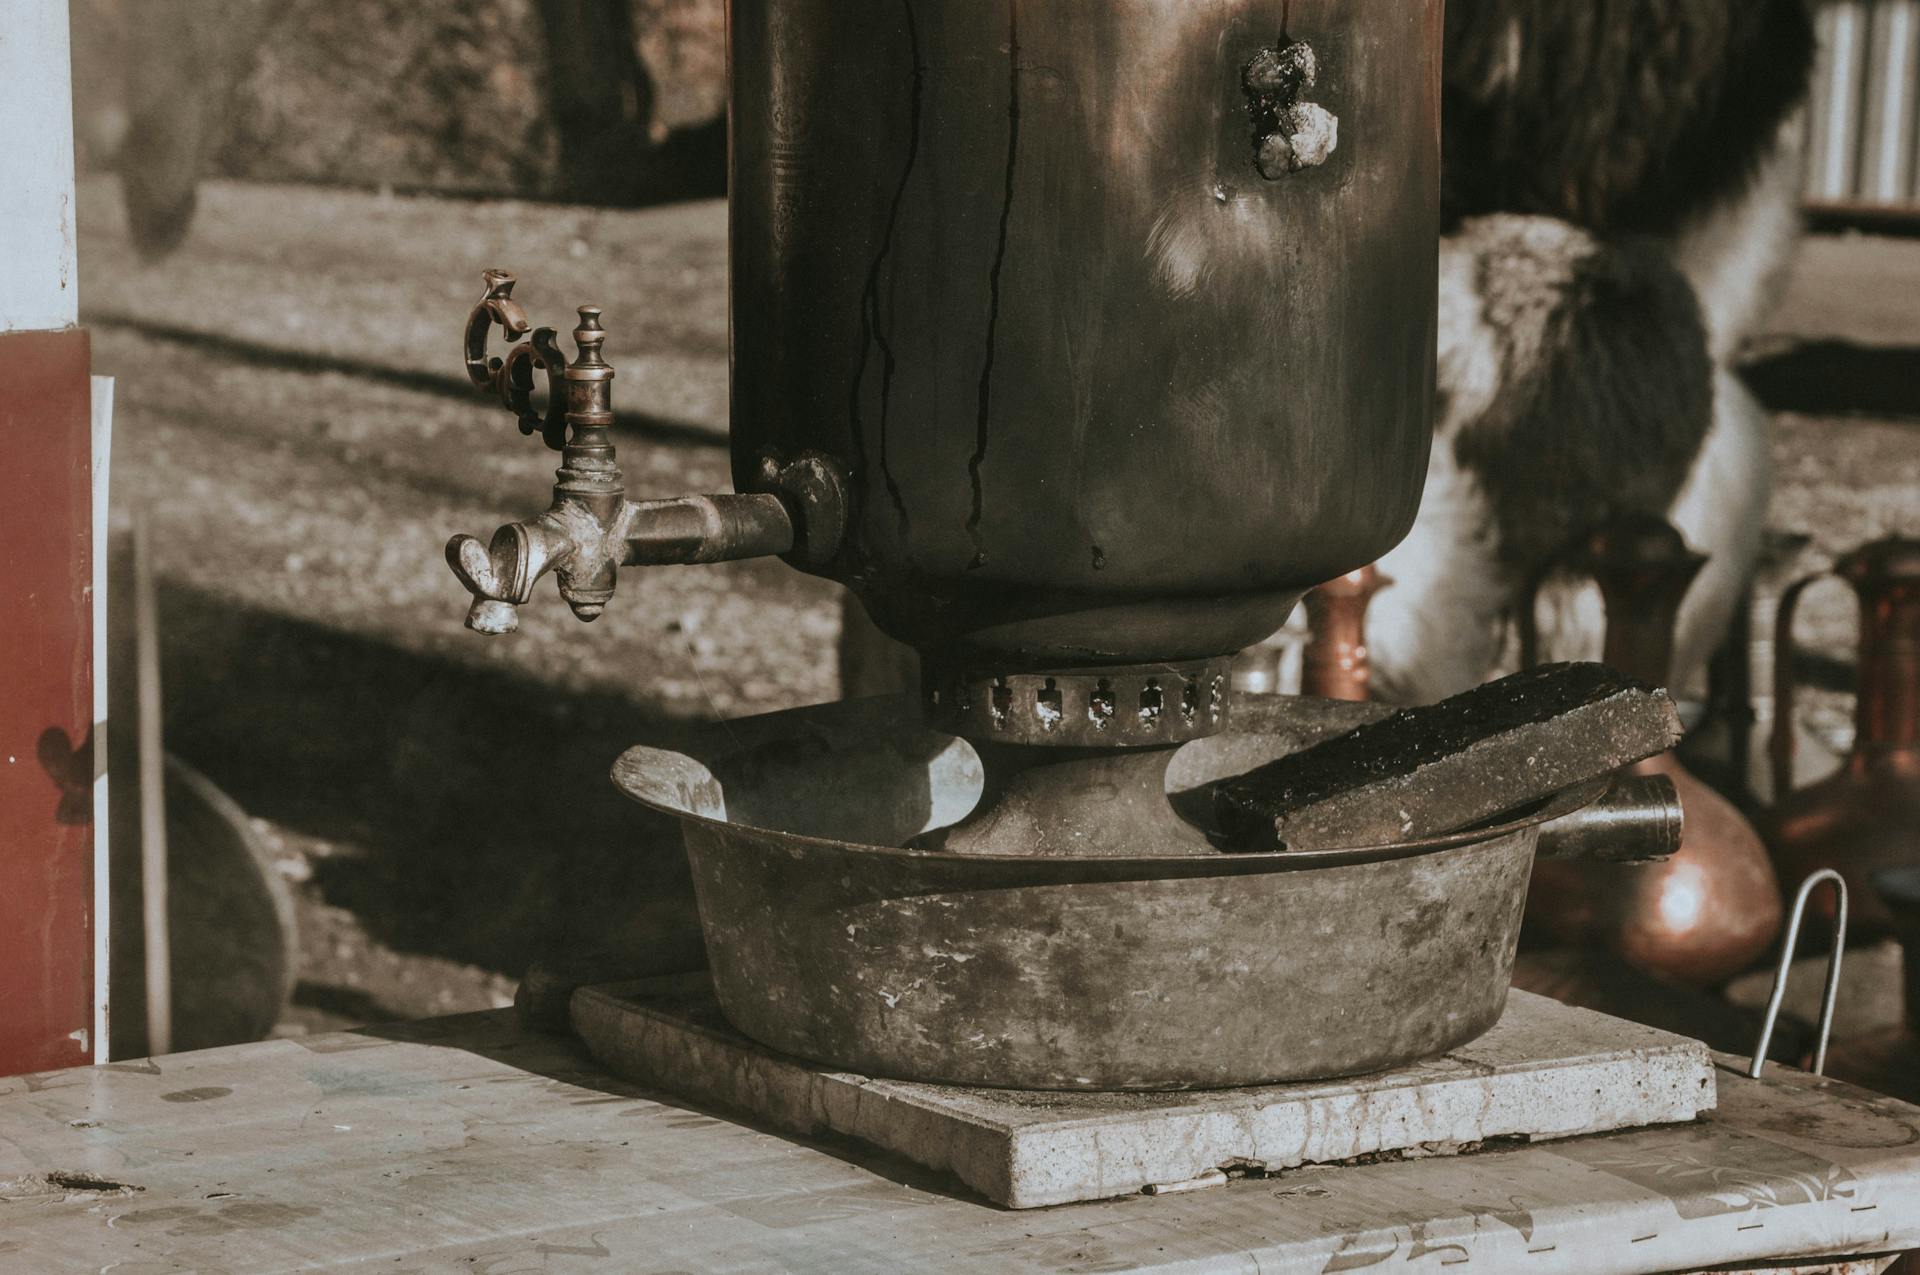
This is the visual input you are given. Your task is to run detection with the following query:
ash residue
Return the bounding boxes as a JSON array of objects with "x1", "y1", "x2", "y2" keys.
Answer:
[{"x1": 1241, "y1": 36, "x2": 1337, "y2": 179}]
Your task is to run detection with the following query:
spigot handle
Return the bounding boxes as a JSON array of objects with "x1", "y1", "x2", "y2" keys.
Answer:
[
  {"x1": 465, "y1": 598, "x2": 522, "y2": 636},
  {"x1": 463, "y1": 269, "x2": 529, "y2": 383},
  {"x1": 447, "y1": 525, "x2": 539, "y2": 635},
  {"x1": 464, "y1": 269, "x2": 569, "y2": 450},
  {"x1": 448, "y1": 531, "x2": 510, "y2": 601}
]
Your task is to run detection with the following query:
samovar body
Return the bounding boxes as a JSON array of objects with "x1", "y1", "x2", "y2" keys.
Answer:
[{"x1": 729, "y1": 0, "x2": 1442, "y2": 667}]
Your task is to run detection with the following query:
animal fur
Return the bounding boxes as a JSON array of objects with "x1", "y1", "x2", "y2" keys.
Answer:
[
  {"x1": 1367, "y1": 0, "x2": 1814, "y2": 703},
  {"x1": 1440, "y1": 0, "x2": 1816, "y2": 237},
  {"x1": 1369, "y1": 213, "x2": 1777, "y2": 701}
]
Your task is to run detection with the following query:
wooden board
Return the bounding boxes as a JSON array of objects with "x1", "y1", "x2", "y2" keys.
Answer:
[
  {"x1": 572, "y1": 977, "x2": 1717, "y2": 1208},
  {"x1": 0, "y1": 327, "x2": 94, "y2": 1074},
  {"x1": 2, "y1": 1008, "x2": 1917, "y2": 1273}
]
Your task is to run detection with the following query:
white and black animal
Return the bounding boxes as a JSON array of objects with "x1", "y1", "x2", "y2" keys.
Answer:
[{"x1": 1367, "y1": 0, "x2": 1816, "y2": 703}]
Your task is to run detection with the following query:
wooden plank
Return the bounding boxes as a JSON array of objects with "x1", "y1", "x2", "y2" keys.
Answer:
[
  {"x1": 0, "y1": 328, "x2": 95, "y2": 1075},
  {"x1": 0, "y1": 1010, "x2": 1915, "y2": 1272}
]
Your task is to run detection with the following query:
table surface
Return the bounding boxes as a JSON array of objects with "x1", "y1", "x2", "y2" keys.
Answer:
[{"x1": 1, "y1": 1010, "x2": 1917, "y2": 1275}]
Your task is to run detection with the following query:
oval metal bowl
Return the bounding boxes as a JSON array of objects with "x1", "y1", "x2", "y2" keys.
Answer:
[{"x1": 614, "y1": 694, "x2": 1599, "y2": 1090}]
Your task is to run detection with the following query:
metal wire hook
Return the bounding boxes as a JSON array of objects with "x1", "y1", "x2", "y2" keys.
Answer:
[{"x1": 1748, "y1": 868, "x2": 1848, "y2": 1079}]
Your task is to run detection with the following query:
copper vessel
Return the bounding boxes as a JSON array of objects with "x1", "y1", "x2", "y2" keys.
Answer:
[
  {"x1": 1528, "y1": 515, "x2": 1783, "y2": 986},
  {"x1": 1761, "y1": 537, "x2": 1920, "y2": 938},
  {"x1": 1680, "y1": 531, "x2": 1841, "y2": 807},
  {"x1": 1301, "y1": 564, "x2": 1384, "y2": 701}
]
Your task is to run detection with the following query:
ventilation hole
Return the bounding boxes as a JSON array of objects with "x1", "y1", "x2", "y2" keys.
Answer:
[
  {"x1": 990, "y1": 680, "x2": 1011, "y2": 727},
  {"x1": 1139, "y1": 680, "x2": 1164, "y2": 727},
  {"x1": 1036, "y1": 679, "x2": 1064, "y2": 731},
  {"x1": 1088, "y1": 679, "x2": 1115, "y2": 729},
  {"x1": 1181, "y1": 678, "x2": 1201, "y2": 723}
]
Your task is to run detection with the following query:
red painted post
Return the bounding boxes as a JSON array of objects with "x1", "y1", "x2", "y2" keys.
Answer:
[
  {"x1": 0, "y1": 334, "x2": 95, "y2": 1075},
  {"x1": 0, "y1": 0, "x2": 98, "y2": 1075}
]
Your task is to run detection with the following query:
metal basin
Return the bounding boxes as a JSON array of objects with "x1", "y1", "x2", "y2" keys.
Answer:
[{"x1": 613, "y1": 694, "x2": 1596, "y2": 1090}]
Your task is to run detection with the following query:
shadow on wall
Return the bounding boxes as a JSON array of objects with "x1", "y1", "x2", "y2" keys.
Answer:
[
  {"x1": 68, "y1": 0, "x2": 729, "y2": 258},
  {"x1": 153, "y1": 577, "x2": 707, "y2": 982}
]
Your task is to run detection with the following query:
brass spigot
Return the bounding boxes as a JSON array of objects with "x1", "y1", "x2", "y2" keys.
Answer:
[{"x1": 447, "y1": 271, "x2": 848, "y2": 635}]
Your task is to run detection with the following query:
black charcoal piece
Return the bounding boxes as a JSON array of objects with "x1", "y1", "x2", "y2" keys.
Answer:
[{"x1": 1212, "y1": 662, "x2": 1682, "y2": 851}]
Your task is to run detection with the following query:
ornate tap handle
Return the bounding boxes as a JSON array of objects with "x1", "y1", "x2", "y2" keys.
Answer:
[
  {"x1": 445, "y1": 270, "x2": 848, "y2": 636},
  {"x1": 463, "y1": 269, "x2": 575, "y2": 452}
]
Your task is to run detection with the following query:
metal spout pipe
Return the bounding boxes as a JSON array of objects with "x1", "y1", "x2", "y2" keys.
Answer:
[
  {"x1": 622, "y1": 493, "x2": 795, "y2": 566},
  {"x1": 1535, "y1": 773, "x2": 1685, "y2": 864}
]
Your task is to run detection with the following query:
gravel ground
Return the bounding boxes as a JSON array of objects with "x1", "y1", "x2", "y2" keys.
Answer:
[{"x1": 77, "y1": 176, "x2": 1920, "y2": 1038}]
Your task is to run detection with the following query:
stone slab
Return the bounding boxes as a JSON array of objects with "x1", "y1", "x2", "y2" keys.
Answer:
[{"x1": 571, "y1": 975, "x2": 1718, "y2": 1209}]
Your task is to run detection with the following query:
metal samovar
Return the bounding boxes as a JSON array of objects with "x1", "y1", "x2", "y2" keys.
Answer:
[{"x1": 436, "y1": 3, "x2": 1657, "y2": 1089}]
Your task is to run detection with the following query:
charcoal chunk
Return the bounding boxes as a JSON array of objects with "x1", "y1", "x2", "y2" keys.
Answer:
[{"x1": 1213, "y1": 663, "x2": 1682, "y2": 851}]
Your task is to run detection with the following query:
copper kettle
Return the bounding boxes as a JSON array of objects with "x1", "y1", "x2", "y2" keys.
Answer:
[
  {"x1": 1301, "y1": 564, "x2": 1386, "y2": 701},
  {"x1": 1760, "y1": 537, "x2": 1920, "y2": 939},
  {"x1": 1527, "y1": 515, "x2": 1783, "y2": 986}
]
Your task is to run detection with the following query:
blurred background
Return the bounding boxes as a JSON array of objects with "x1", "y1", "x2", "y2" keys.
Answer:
[
  {"x1": 70, "y1": 0, "x2": 761, "y2": 1048},
  {"x1": 61, "y1": 1, "x2": 1920, "y2": 1061}
]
